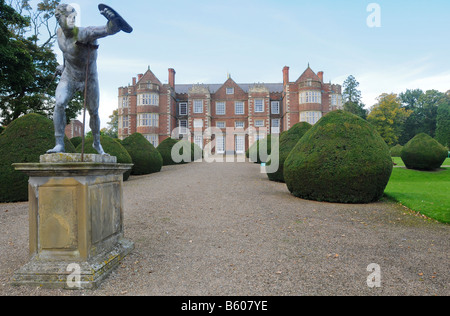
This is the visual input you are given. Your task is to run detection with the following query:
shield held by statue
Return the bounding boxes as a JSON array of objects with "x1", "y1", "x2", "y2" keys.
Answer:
[{"x1": 98, "y1": 3, "x2": 133, "y2": 34}]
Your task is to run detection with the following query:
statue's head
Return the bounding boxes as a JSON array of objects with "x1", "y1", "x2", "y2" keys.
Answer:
[{"x1": 55, "y1": 4, "x2": 77, "y2": 30}]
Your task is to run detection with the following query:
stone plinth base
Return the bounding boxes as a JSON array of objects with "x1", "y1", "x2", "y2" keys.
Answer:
[
  {"x1": 12, "y1": 239, "x2": 134, "y2": 290},
  {"x1": 12, "y1": 154, "x2": 134, "y2": 290}
]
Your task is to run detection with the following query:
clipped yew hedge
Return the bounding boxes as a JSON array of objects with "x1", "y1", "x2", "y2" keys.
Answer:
[
  {"x1": 157, "y1": 138, "x2": 202, "y2": 166},
  {"x1": 70, "y1": 136, "x2": 82, "y2": 149},
  {"x1": 76, "y1": 135, "x2": 132, "y2": 181},
  {"x1": 121, "y1": 133, "x2": 163, "y2": 175},
  {"x1": 401, "y1": 133, "x2": 447, "y2": 170},
  {"x1": 0, "y1": 114, "x2": 75, "y2": 202},
  {"x1": 247, "y1": 135, "x2": 272, "y2": 164},
  {"x1": 267, "y1": 122, "x2": 312, "y2": 183},
  {"x1": 390, "y1": 144, "x2": 403, "y2": 157},
  {"x1": 284, "y1": 110, "x2": 393, "y2": 204}
]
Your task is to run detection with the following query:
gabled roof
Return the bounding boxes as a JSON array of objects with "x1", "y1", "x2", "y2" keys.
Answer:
[
  {"x1": 296, "y1": 65, "x2": 321, "y2": 83},
  {"x1": 215, "y1": 77, "x2": 247, "y2": 95},
  {"x1": 136, "y1": 68, "x2": 163, "y2": 86}
]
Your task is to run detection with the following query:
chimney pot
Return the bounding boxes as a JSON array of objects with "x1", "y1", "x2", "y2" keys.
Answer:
[
  {"x1": 168, "y1": 68, "x2": 176, "y2": 88},
  {"x1": 283, "y1": 66, "x2": 290, "y2": 85},
  {"x1": 318, "y1": 71, "x2": 324, "y2": 82}
]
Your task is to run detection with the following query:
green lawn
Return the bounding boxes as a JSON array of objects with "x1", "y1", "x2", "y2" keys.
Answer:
[
  {"x1": 392, "y1": 157, "x2": 450, "y2": 167},
  {"x1": 384, "y1": 167, "x2": 450, "y2": 223}
]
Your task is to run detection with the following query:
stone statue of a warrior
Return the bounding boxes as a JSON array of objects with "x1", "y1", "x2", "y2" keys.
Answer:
[{"x1": 47, "y1": 3, "x2": 132, "y2": 154}]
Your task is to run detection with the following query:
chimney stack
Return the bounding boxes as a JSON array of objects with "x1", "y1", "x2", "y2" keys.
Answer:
[
  {"x1": 283, "y1": 66, "x2": 290, "y2": 86},
  {"x1": 132, "y1": 77, "x2": 136, "y2": 86},
  {"x1": 137, "y1": 74, "x2": 143, "y2": 81},
  {"x1": 318, "y1": 71, "x2": 324, "y2": 82},
  {"x1": 168, "y1": 68, "x2": 176, "y2": 88}
]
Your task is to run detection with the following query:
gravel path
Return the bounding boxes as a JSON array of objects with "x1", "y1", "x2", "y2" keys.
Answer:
[{"x1": 0, "y1": 160, "x2": 448, "y2": 296}]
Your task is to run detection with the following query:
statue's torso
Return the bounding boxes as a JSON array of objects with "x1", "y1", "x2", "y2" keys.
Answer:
[{"x1": 58, "y1": 28, "x2": 98, "y2": 82}]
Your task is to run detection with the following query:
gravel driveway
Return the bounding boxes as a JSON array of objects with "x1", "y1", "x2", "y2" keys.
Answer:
[{"x1": 0, "y1": 160, "x2": 448, "y2": 296}]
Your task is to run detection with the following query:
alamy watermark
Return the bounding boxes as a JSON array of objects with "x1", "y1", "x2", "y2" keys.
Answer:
[
  {"x1": 66, "y1": 263, "x2": 81, "y2": 289},
  {"x1": 367, "y1": 3, "x2": 381, "y2": 28},
  {"x1": 367, "y1": 263, "x2": 382, "y2": 288}
]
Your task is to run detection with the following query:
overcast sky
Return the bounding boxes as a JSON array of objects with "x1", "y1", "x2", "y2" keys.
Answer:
[{"x1": 55, "y1": 0, "x2": 450, "y2": 129}]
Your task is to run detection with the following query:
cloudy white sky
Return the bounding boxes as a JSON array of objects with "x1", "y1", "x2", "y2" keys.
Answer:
[{"x1": 54, "y1": 0, "x2": 449, "y2": 129}]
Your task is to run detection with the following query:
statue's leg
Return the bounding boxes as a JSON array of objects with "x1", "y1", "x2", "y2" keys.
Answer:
[
  {"x1": 86, "y1": 77, "x2": 106, "y2": 155},
  {"x1": 47, "y1": 80, "x2": 74, "y2": 153}
]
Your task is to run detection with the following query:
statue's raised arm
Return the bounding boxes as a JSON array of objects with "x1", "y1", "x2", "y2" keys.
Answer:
[
  {"x1": 78, "y1": 4, "x2": 133, "y2": 44},
  {"x1": 47, "y1": 3, "x2": 132, "y2": 155}
]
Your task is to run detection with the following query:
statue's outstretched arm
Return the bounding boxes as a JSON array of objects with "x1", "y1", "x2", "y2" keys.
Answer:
[{"x1": 78, "y1": 22, "x2": 120, "y2": 43}]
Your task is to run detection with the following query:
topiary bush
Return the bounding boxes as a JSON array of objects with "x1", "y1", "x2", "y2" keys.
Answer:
[
  {"x1": 284, "y1": 110, "x2": 393, "y2": 204},
  {"x1": 157, "y1": 138, "x2": 181, "y2": 166},
  {"x1": 70, "y1": 136, "x2": 82, "y2": 149},
  {"x1": 0, "y1": 114, "x2": 75, "y2": 202},
  {"x1": 267, "y1": 122, "x2": 312, "y2": 183},
  {"x1": 156, "y1": 138, "x2": 202, "y2": 165},
  {"x1": 76, "y1": 135, "x2": 132, "y2": 181},
  {"x1": 390, "y1": 144, "x2": 403, "y2": 157},
  {"x1": 247, "y1": 135, "x2": 272, "y2": 164},
  {"x1": 178, "y1": 139, "x2": 203, "y2": 162},
  {"x1": 401, "y1": 133, "x2": 447, "y2": 170},
  {"x1": 121, "y1": 133, "x2": 163, "y2": 175}
]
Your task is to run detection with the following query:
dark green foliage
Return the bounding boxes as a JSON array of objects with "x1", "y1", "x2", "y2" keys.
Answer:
[
  {"x1": 76, "y1": 135, "x2": 132, "y2": 181},
  {"x1": 70, "y1": 136, "x2": 82, "y2": 149},
  {"x1": 156, "y1": 138, "x2": 202, "y2": 166},
  {"x1": 401, "y1": 133, "x2": 447, "y2": 170},
  {"x1": 390, "y1": 144, "x2": 403, "y2": 157},
  {"x1": 121, "y1": 133, "x2": 163, "y2": 175},
  {"x1": 284, "y1": 110, "x2": 393, "y2": 204},
  {"x1": 247, "y1": 135, "x2": 272, "y2": 164},
  {"x1": 267, "y1": 123, "x2": 312, "y2": 182},
  {"x1": 157, "y1": 138, "x2": 180, "y2": 166},
  {"x1": 435, "y1": 102, "x2": 450, "y2": 148},
  {"x1": 178, "y1": 140, "x2": 203, "y2": 162},
  {"x1": 0, "y1": 113, "x2": 75, "y2": 202}
]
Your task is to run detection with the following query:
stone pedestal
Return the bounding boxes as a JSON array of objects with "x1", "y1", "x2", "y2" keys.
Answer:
[{"x1": 11, "y1": 154, "x2": 134, "y2": 290}]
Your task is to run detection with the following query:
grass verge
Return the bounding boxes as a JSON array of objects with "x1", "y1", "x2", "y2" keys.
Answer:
[{"x1": 384, "y1": 167, "x2": 449, "y2": 224}]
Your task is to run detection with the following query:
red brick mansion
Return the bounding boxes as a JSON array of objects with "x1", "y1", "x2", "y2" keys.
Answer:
[{"x1": 117, "y1": 65, "x2": 343, "y2": 153}]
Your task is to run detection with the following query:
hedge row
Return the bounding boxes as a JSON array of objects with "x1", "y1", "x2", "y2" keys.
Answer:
[
  {"x1": 156, "y1": 137, "x2": 203, "y2": 166},
  {"x1": 0, "y1": 114, "x2": 75, "y2": 202},
  {"x1": 0, "y1": 114, "x2": 198, "y2": 203}
]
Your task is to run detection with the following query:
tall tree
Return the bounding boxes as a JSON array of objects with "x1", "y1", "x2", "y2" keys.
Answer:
[
  {"x1": 398, "y1": 89, "x2": 424, "y2": 144},
  {"x1": 0, "y1": 0, "x2": 82, "y2": 126},
  {"x1": 367, "y1": 93, "x2": 412, "y2": 146},
  {"x1": 343, "y1": 75, "x2": 362, "y2": 104},
  {"x1": 103, "y1": 110, "x2": 118, "y2": 139},
  {"x1": 435, "y1": 92, "x2": 450, "y2": 148},
  {"x1": 342, "y1": 75, "x2": 367, "y2": 119},
  {"x1": 416, "y1": 90, "x2": 446, "y2": 138}
]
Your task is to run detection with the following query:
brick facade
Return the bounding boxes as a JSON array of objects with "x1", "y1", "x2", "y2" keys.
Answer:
[
  {"x1": 65, "y1": 119, "x2": 83, "y2": 139},
  {"x1": 117, "y1": 66, "x2": 343, "y2": 153}
]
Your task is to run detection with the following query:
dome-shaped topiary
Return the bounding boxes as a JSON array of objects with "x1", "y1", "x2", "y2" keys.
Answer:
[
  {"x1": 76, "y1": 135, "x2": 133, "y2": 181},
  {"x1": 178, "y1": 139, "x2": 203, "y2": 162},
  {"x1": 247, "y1": 135, "x2": 272, "y2": 164},
  {"x1": 121, "y1": 133, "x2": 163, "y2": 175},
  {"x1": 267, "y1": 122, "x2": 312, "y2": 183},
  {"x1": 284, "y1": 110, "x2": 393, "y2": 204},
  {"x1": 0, "y1": 114, "x2": 75, "y2": 202},
  {"x1": 401, "y1": 133, "x2": 447, "y2": 170},
  {"x1": 70, "y1": 136, "x2": 82, "y2": 149},
  {"x1": 156, "y1": 138, "x2": 202, "y2": 165},
  {"x1": 390, "y1": 144, "x2": 403, "y2": 157},
  {"x1": 157, "y1": 138, "x2": 181, "y2": 166}
]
